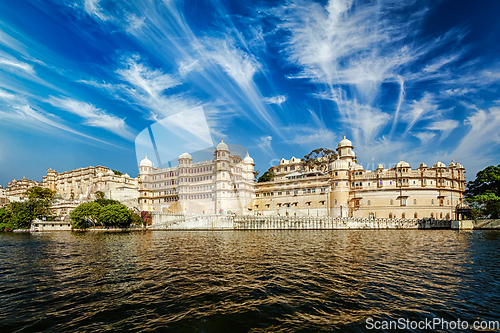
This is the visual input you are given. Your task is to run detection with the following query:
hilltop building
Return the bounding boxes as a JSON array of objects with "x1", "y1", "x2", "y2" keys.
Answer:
[
  {"x1": 138, "y1": 139, "x2": 255, "y2": 214},
  {"x1": 253, "y1": 136, "x2": 466, "y2": 220},
  {"x1": 42, "y1": 166, "x2": 139, "y2": 207},
  {"x1": 5, "y1": 176, "x2": 41, "y2": 198}
]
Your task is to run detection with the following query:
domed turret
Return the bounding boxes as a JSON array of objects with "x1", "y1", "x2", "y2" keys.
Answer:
[
  {"x1": 377, "y1": 164, "x2": 384, "y2": 170},
  {"x1": 336, "y1": 136, "x2": 356, "y2": 162},
  {"x1": 433, "y1": 161, "x2": 446, "y2": 168},
  {"x1": 338, "y1": 135, "x2": 352, "y2": 148},
  {"x1": 396, "y1": 161, "x2": 410, "y2": 168},
  {"x1": 419, "y1": 162, "x2": 427, "y2": 169},
  {"x1": 140, "y1": 155, "x2": 153, "y2": 167},
  {"x1": 216, "y1": 139, "x2": 229, "y2": 151},
  {"x1": 179, "y1": 152, "x2": 192, "y2": 159},
  {"x1": 243, "y1": 154, "x2": 254, "y2": 164}
]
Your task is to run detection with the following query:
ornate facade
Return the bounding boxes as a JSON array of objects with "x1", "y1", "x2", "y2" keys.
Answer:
[
  {"x1": 42, "y1": 166, "x2": 139, "y2": 206},
  {"x1": 139, "y1": 140, "x2": 255, "y2": 214},
  {"x1": 5, "y1": 176, "x2": 42, "y2": 198},
  {"x1": 253, "y1": 137, "x2": 466, "y2": 219}
]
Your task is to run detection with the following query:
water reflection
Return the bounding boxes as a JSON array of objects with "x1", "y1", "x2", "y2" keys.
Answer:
[{"x1": 0, "y1": 230, "x2": 499, "y2": 332}]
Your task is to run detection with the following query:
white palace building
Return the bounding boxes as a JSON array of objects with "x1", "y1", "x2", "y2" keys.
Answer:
[{"x1": 138, "y1": 140, "x2": 255, "y2": 214}]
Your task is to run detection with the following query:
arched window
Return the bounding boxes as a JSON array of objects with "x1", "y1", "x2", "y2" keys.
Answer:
[
  {"x1": 389, "y1": 213, "x2": 393, "y2": 218},
  {"x1": 367, "y1": 200, "x2": 371, "y2": 206},
  {"x1": 440, "y1": 212, "x2": 443, "y2": 219},
  {"x1": 414, "y1": 212, "x2": 418, "y2": 219},
  {"x1": 431, "y1": 212, "x2": 434, "y2": 218},
  {"x1": 402, "y1": 212, "x2": 406, "y2": 219},
  {"x1": 390, "y1": 199, "x2": 393, "y2": 205},
  {"x1": 431, "y1": 199, "x2": 434, "y2": 205},
  {"x1": 413, "y1": 199, "x2": 417, "y2": 205}
]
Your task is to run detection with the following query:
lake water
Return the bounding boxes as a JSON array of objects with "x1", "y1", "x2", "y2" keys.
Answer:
[{"x1": 1, "y1": 230, "x2": 499, "y2": 332}]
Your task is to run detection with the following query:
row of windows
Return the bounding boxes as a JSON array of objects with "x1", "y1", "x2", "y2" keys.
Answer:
[
  {"x1": 144, "y1": 193, "x2": 214, "y2": 203},
  {"x1": 385, "y1": 198, "x2": 450, "y2": 206},
  {"x1": 257, "y1": 188, "x2": 326, "y2": 197},
  {"x1": 180, "y1": 176, "x2": 213, "y2": 183},
  {"x1": 255, "y1": 200, "x2": 326, "y2": 209},
  {"x1": 180, "y1": 166, "x2": 213, "y2": 174},
  {"x1": 331, "y1": 198, "x2": 451, "y2": 206},
  {"x1": 276, "y1": 165, "x2": 302, "y2": 173},
  {"x1": 384, "y1": 212, "x2": 450, "y2": 219}
]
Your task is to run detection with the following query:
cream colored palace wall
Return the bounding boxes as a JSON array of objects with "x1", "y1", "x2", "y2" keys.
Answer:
[{"x1": 351, "y1": 188, "x2": 461, "y2": 219}]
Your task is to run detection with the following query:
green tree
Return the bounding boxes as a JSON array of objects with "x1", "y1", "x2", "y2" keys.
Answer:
[
  {"x1": 95, "y1": 191, "x2": 105, "y2": 200},
  {"x1": 24, "y1": 186, "x2": 55, "y2": 200},
  {"x1": 8, "y1": 199, "x2": 52, "y2": 229},
  {"x1": 254, "y1": 170, "x2": 260, "y2": 181},
  {"x1": 302, "y1": 148, "x2": 338, "y2": 172},
  {"x1": 130, "y1": 210, "x2": 142, "y2": 226},
  {"x1": 99, "y1": 204, "x2": 132, "y2": 227},
  {"x1": 257, "y1": 170, "x2": 275, "y2": 183},
  {"x1": 0, "y1": 207, "x2": 10, "y2": 223},
  {"x1": 70, "y1": 202, "x2": 102, "y2": 229},
  {"x1": 94, "y1": 198, "x2": 120, "y2": 207},
  {"x1": 112, "y1": 170, "x2": 123, "y2": 176},
  {"x1": 465, "y1": 165, "x2": 500, "y2": 218},
  {"x1": 0, "y1": 207, "x2": 14, "y2": 232}
]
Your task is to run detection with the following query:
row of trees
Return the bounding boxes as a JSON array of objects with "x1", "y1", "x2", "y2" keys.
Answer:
[
  {"x1": 70, "y1": 193, "x2": 143, "y2": 229},
  {"x1": 0, "y1": 187, "x2": 145, "y2": 231},
  {"x1": 0, "y1": 187, "x2": 55, "y2": 231}
]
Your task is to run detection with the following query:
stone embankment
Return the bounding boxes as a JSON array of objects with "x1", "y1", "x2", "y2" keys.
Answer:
[{"x1": 150, "y1": 212, "x2": 452, "y2": 230}]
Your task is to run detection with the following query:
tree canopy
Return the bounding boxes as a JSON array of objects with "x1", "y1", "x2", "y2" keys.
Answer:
[
  {"x1": 302, "y1": 148, "x2": 337, "y2": 172},
  {"x1": 95, "y1": 191, "x2": 105, "y2": 200},
  {"x1": 465, "y1": 164, "x2": 500, "y2": 218},
  {"x1": 95, "y1": 198, "x2": 121, "y2": 207},
  {"x1": 112, "y1": 170, "x2": 123, "y2": 176},
  {"x1": 257, "y1": 170, "x2": 275, "y2": 183},
  {"x1": 99, "y1": 204, "x2": 133, "y2": 227},
  {"x1": 70, "y1": 202, "x2": 102, "y2": 229},
  {"x1": 4, "y1": 189, "x2": 54, "y2": 229},
  {"x1": 24, "y1": 186, "x2": 55, "y2": 200}
]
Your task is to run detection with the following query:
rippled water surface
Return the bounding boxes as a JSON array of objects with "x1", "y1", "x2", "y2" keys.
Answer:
[{"x1": 1, "y1": 230, "x2": 500, "y2": 332}]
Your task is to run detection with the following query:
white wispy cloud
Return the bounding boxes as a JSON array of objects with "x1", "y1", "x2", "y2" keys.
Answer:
[
  {"x1": 318, "y1": 89, "x2": 391, "y2": 145},
  {"x1": 402, "y1": 92, "x2": 438, "y2": 134},
  {"x1": 426, "y1": 119, "x2": 459, "y2": 139},
  {"x1": 47, "y1": 96, "x2": 135, "y2": 139},
  {"x1": 263, "y1": 95, "x2": 287, "y2": 107},
  {"x1": 285, "y1": 126, "x2": 335, "y2": 145},
  {"x1": 255, "y1": 135, "x2": 274, "y2": 157},
  {"x1": 0, "y1": 94, "x2": 117, "y2": 147},
  {"x1": 413, "y1": 132, "x2": 436, "y2": 144},
  {"x1": 84, "y1": 0, "x2": 108, "y2": 21},
  {"x1": 0, "y1": 55, "x2": 35, "y2": 75}
]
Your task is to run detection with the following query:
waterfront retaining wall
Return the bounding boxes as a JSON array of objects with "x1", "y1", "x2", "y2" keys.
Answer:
[{"x1": 150, "y1": 213, "x2": 452, "y2": 230}]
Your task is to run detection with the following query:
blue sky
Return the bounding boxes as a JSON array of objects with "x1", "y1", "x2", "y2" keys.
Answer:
[{"x1": 1, "y1": 0, "x2": 500, "y2": 186}]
